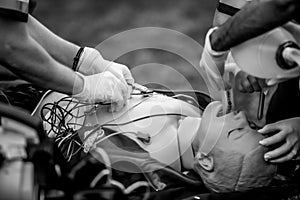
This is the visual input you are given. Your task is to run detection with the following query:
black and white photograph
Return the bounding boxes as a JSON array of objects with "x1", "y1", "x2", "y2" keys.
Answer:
[{"x1": 0, "y1": 0, "x2": 300, "y2": 199}]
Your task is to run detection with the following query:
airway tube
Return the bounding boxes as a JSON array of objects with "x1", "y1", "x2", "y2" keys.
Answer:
[{"x1": 283, "y1": 47, "x2": 300, "y2": 67}]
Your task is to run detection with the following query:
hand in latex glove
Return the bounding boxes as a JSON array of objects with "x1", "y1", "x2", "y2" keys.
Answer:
[
  {"x1": 199, "y1": 27, "x2": 229, "y2": 91},
  {"x1": 78, "y1": 47, "x2": 134, "y2": 85},
  {"x1": 258, "y1": 117, "x2": 300, "y2": 163},
  {"x1": 234, "y1": 71, "x2": 267, "y2": 93},
  {"x1": 73, "y1": 71, "x2": 129, "y2": 112}
]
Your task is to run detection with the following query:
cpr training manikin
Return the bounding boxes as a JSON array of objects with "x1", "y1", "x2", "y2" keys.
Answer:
[{"x1": 40, "y1": 87, "x2": 277, "y2": 193}]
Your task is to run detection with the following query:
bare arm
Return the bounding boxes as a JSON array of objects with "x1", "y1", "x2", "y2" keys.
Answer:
[
  {"x1": 211, "y1": 0, "x2": 300, "y2": 51},
  {"x1": 0, "y1": 17, "x2": 83, "y2": 95},
  {"x1": 27, "y1": 15, "x2": 80, "y2": 68}
]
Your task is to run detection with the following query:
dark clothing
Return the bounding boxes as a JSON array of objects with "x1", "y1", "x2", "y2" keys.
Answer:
[
  {"x1": 0, "y1": 81, "x2": 46, "y2": 113},
  {"x1": 266, "y1": 78, "x2": 300, "y2": 124},
  {"x1": 0, "y1": 0, "x2": 36, "y2": 22}
]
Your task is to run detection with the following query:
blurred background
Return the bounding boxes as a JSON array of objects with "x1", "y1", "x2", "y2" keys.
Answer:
[{"x1": 34, "y1": 0, "x2": 217, "y2": 91}]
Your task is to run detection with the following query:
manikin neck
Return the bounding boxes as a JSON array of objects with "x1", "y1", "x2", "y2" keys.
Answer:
[{"x1": 177, "y1": 117, "x2": 201, "y2": 170}]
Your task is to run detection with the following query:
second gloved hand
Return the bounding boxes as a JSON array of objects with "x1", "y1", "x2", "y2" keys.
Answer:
[
  {"x1": 72, "y1": 71, "x2": 130, "y2": 112},
  {"x1": 77, "y1": 47, "x2": 134, "y2": 86},
  {"x1": 259, "y1": 117, "x2": 300, "y2": 163}
]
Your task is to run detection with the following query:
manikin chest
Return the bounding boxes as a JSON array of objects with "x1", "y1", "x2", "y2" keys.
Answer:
[{"x1": 84, "y1": 94, "x2": 201, "y2": 171}]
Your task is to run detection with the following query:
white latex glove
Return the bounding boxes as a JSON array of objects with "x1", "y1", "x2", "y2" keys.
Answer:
[
  {"x1": 199, "y1": 27, "x2": 229, "y2": 91},
  {"x1": 77, "y1": 47, "x2": 134, "y2": 85},
  {"x1": 72, "y1": 71, "x2": 129, "y2": 112}
]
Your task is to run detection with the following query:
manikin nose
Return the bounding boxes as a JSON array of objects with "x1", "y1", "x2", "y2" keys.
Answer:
[{"x1": 234, "y1": 110, "x2": 247, "y2": 121}]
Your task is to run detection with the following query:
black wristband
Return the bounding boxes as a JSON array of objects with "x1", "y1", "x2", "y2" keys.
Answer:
[
  {"x1": 72, "y1": 47, "x2": 85, "y2": 71},
  {"x1": 217, "y1": 2, "x2": 240, "y2": 17}
]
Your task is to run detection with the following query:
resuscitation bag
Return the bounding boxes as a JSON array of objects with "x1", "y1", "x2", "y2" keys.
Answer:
[{"x1": 231, "y1": 25, "x2": 300, "y2": 80}]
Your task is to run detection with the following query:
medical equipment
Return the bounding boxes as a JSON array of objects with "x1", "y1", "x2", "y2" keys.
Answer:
[
  {"x1": 222, "y1": 88, "x2": 234, "y2": 114},
  {"x1": 38, "y1": 85, "x2": 210, "y2": 198},
  {"x1": 231, "y1": 26, "x2": 300, "y2": 80},
  {"x1": 40, "y1": 84, "x2": 209, "y2": 164},
  {"x1": 257, "y1": 91, "x2": 265, "y2": 120}
]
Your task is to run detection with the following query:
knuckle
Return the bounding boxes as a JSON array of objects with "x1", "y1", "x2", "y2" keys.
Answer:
[
  {"x1": 285, "y1": 140, "x2": 293, "y2": 148},
  {"x1": 237, "y1": 85, "x2": 244, "y2": 92},
  {"x1": 242, "y1": 80, "x2": 251, "y2": 88}
]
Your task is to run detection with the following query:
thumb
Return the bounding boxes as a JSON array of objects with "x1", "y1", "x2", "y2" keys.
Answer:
[
  {"x1": 120, "y1": 65, "x2": 134, "y2": 85},
  {"x1": 266, "y1": 78, "x2": 279, "y2": 86},
  {"x1": 124, "y1": 70, "x2": 134, "y2": 85}
]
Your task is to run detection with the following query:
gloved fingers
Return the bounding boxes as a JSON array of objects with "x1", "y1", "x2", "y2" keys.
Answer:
[
  {"x1": 108, "y1": 101, "x2": 124, "y2": 113},
  {"x1": 263, "y1": 140, "x2": 295, "y2": 162},
  {"x1": 247, "y1": 76, "x2": 262, "y2": 92},
  {"x1": 237, "y1": 82, "x2": 246, "y2": 93},
  {"x1": 122, "y1": 66, "x2": 135, "y2": 85},
  {"x1": 266, "y1": 78, "x2": 278, "y2": 86},
  {"x1": 258, "y1": 122, "x2": 283, "y2": 135},
  {"x1": 107, "y1": 62, "x2": 127, "y2": 84},
  {"x1": 116, "y1": 79, "x2": 130, "y2": 110},
  {"x1": 257, "y1": 78, "x2": 268, "y2": 89},
  {"x1": 96, "y1": 71, "x2": 128, "y2": 107},
  {"x1": 266, "y1": 77, "x2": 289, "y2": 86},
  {"x1": 241, "y1": 78, "x2": 254, "y2": 93},
  {"x1": 107, "y1": 62, "x2": 134, "y2": 89},
  {"x1": 113, "y1": 63, "x2": 135, "y2": 86},
  {"x1": 268, "y1": 146, "x2": 298, "y2": 163},
  {"x1": 259, "y1": 129, "x2": 287, "y2": 146},
  {"x1": 107, "y1": 84, "x2": 127, "y2": 113},
  {"x1": 126, "y1": 84, "x2": 133, "y2": 98}
]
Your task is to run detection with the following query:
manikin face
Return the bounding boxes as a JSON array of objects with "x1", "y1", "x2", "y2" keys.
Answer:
[{"x1": 193, "y1": 101, "x2": 277, "y2": 192}]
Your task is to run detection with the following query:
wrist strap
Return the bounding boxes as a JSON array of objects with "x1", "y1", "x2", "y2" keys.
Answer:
[{"x1": 72, "y1": 47, "x2": 85, "y2": 71}]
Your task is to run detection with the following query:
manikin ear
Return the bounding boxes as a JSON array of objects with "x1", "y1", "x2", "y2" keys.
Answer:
[{"x1": 197, "y1": 153, "x2": 214, "y2": 172}]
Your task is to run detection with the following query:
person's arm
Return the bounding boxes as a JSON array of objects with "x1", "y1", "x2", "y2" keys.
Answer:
[
  {"x1": 0, "y1": 17, "x2": 83, "y2": 95},
  {"x1": 27, "y1": 15, "x2": 134, "y2": 85},
  {"x1": 27, "y1": 15, "x2": 80, "y2": 68},
  {"x1": 211, "y1": 0, "x2": 300, "y2": 51}
]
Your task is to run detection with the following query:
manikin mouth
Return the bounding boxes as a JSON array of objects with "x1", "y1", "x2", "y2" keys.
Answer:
[{"x1": 216, "y1": 103, "x2": 239, "y2": 117}]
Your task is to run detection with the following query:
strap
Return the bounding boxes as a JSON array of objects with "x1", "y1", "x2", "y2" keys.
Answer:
[
  {"x1": 217, "y1": 2, "x2": 240, "y2": 16},
  {"x1": 72, "y1": 47, "x2": 85, "y2": 71},
  {"x1": 0, "y1": 0, "x2": 29, "y2": 13},
  {"x1": 0, "y1": 0, "x2": 30, "y2": 22}
]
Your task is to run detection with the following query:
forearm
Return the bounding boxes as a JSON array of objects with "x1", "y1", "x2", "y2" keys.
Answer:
[
  {"x1": 27, "y1": 15, "x2": 80, "y2": 68},
  {"x1": 211, "y1": 0, "x2": 299, "y2": 51},
  {"x1": 0, "y1": 19, "x2": 83, "y2": 95}
]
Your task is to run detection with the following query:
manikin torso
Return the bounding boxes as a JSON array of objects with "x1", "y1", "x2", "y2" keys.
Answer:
[{"x1": 42, "y1": 92, "x2": 202, "y2": 172}]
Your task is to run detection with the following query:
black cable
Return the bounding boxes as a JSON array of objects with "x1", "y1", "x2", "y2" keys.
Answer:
[{"x1": 102, "y1": 113, "x2": 187, "y2": 127}]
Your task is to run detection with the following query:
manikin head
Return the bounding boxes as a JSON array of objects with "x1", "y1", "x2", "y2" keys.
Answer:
[{"x1": 193, "y1": 101, "x2": 277, "y2": 192}]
